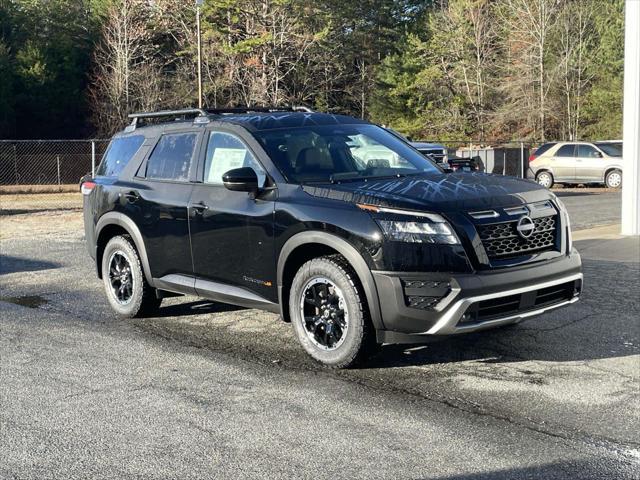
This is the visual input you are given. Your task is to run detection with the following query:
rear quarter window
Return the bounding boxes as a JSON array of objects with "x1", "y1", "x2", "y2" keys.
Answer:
[
  {"x1": 96, "y1": 135, "x2": 145, "y2": 177},
  {"x1": 534, "y1": 142, "x2": 557, "y2": 156}
]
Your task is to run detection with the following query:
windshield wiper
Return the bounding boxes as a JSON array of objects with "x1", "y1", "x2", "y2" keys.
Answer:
[{"x1": 329, "y1": 172, "x2": 416, "y2": 183}]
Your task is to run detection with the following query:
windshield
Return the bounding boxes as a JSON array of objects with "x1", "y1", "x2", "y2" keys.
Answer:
[
  {"x1": 254, "y1": 124, "x2": 439, "y2": 183},
  {"x1": 594, "y1": 142, "x2": 622, "y2": 157}
]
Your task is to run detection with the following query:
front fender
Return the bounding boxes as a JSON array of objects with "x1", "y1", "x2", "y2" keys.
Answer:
[{"x1": 277, "y1": 231, "x2": 385, "y2": 331}]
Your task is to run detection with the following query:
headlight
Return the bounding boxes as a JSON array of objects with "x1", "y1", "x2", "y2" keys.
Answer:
[
  {"x1": 377, "y1": 220, "x2": 459, "y2": 244},
  {"x1": 357, "y1": 204, "x2": 460, "y2": 245},
  {"x1": 553, "y1": 196, "x2": 572, "y2": 252}
]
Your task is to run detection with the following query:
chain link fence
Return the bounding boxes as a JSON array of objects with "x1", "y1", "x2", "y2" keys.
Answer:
[
  {"x1": 0, "y1": 138, "x2": 539, "y2": 215},
  {"x1": 0, "y1": 140, "x2": 109, "y2": 214},
  {"x1": 417, "y1": 140, "x2": 534, "y2": 177}
]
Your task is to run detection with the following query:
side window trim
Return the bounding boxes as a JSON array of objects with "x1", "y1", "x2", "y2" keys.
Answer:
[
  {"x1": 556, "y1": 144, "x2": 576, "y2": 157},
  {"x1": 199, "y1": 129, "x2": 267, "y2": 186},
  {"x1": 137, "y1": 130, "x2": 202, "y2": 183},
  {"x1": 577, "y1": 144, "x2": 598, "y2": 158}
]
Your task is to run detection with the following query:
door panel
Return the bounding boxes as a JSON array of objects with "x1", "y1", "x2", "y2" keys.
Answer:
[
  {"x1": 189, "y1": 186, "x2": 276, "y2": 301},
  {"x1": 117, "y1": 130, "x2": 201, "y2": 283},
  {"x1": 117, "y1": 180, "x2": 194, "y2": 281},
  {"x1": 551, "y1": 144, "x2": 577, "y2": 181},
  {"x1": 575, "y1": 145, "x2": 605, "y2": 182},
  {"x1": 188, "y1": 130, "x2": 277, "y2": 302}
]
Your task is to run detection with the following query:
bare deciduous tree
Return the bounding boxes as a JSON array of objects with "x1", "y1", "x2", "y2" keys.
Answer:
[
  {"x1": 497, "y1": 0, "x2": 563, "y2": 141},
  {"x1": 88, "y1": 0, "x2": 157, "y2": 135},
  {"x1": 557, "y1": 0, "x2": 598, "y2": 140}
]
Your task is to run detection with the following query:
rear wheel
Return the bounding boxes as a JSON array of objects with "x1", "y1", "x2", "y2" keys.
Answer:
[
  {"x1": 289, "y1": 255, "x2": 376, "y2": 368},
  {"x1": 102, "y1": 235, "x2": 161, "y2": 318},
  {"x1": 536, "y1": 171, "x2": 554, "y2": 189},
  {"x1": 605, "y1": 169, "x2": 622, "y2": 189}
]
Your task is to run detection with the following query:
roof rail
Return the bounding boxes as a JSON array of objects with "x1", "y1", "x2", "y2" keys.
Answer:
[
  {"x1": 125, "y1": 108, "x2": 209, "y2": 132},
  {"x1": 204, "y1": 105, "x2": 314, "y2": 115},
  {"x1": 123, "y1": 106, "x2": 315, "y2": 132}
]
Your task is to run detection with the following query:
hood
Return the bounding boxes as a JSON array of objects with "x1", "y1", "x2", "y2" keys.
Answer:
[{"x1": 302, "y1": 172, "x2": 552, "y2": 212}]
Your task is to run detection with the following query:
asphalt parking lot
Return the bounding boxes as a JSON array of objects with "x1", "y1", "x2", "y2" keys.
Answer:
[{"x1": 1, "y1": 190, "x2": 639, "y2": 479}]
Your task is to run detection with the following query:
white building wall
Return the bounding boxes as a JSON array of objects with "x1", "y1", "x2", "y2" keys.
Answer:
[{"x1": 621, "y1": 0, "x2": 640, "y2": 235}]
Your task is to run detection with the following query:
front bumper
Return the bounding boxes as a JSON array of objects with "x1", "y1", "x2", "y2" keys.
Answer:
[{"x1": 373, "y1": 250, "x2": 582, "y2": 342}]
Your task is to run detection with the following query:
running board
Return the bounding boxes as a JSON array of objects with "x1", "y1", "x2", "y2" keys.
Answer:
[
  {"x1": 153, "y1": 274, "x2": 196, "y2": 295},
  {"x1": 153, "y1": 274, "x2": 279, "y2": 313},
  {"x1": 196, "y1": 279, "x2": 280, "y2": 313}
]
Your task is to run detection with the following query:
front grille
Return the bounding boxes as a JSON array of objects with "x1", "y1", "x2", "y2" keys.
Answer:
[
  {"x1": 459, "y1": 280, "x2": 578, "y2": 324},
  {"x1": 477, "y1": 216, "x2": 557, "y2": 258}
]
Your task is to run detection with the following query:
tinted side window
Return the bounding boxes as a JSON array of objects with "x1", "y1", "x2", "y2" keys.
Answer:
[
  {"x1": 534, "y1": 142, "x2": 556, "y2": 156},
  {"x1": 577, "y1": 145, "x2": 600, "y2": 158},
  {"x1": 96, "y1": 135, "x2": 144, "y2": 177},
  {"x1": 204, "y1": 132, "x2": 265, "y2": 185},
  {"x1": 594, "y1": 142, "x2": 622, "y2": 157},
  {"x1": 556, "y1": 145, "x2": 576, "y2": 157},
  {"x1": 146, "y1": 133, "x2": 197, "y2": 181}
]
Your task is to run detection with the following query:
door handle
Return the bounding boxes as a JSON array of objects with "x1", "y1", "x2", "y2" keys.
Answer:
[
  {"x1": 123, "y1": 191, "x2": 140, "y2": 202},
  {"x1": 191, "y1": 202, "x2": 209, "y2": 212}
]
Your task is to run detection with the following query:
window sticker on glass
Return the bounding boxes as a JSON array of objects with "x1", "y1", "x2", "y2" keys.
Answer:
[{"x1": 207, "y1": 148, "x2": 247, "y2": 183}]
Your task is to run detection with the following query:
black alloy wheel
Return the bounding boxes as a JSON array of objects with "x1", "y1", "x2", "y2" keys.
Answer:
[
  {"x1": 108, "y1": 251, "x2": 134, "y2": 305},
  {"x1": 289, "y1": 255, "x2": 377, "y2": 368},
  {"x1": 101, "y1": 235, "x2": 161, "y2": 318},
  {"x1": 300, "y1": 277, "x2": 349, "y2": 351}
]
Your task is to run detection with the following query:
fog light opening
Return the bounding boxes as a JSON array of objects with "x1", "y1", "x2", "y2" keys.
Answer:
[{"x1": 460, "y1": 313, "x2": 473, "y2": 324}]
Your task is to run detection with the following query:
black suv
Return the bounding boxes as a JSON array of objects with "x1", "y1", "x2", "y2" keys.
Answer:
[{"x1": 82, "y1": 108, "x2": 582, "y2": 368}]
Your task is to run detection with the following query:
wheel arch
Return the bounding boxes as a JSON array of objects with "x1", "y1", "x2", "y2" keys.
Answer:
[
  {"x1": 95, "y1": 212, "x2": 154, "y2": 284},
  {"x1": 277, "y1": 231, "x2": 384, "y2": 330}
]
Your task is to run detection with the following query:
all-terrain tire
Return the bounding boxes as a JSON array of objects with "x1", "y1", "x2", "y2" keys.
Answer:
[
  {"x1": 289, "y1": 254, "x2": 377, "y2": 368},
  {"x1": 101, "y1": 235, "x2": 161, "y2": 318}
]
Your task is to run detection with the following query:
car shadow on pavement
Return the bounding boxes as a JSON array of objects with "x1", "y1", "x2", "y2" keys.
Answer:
[
  {"x1": 0, "y1": 255, "x2": 61, "y2": 275},
  {"x1": 422, "y1": 459, "x2": 635, "y2": 480},
  {"x1": 363, "y1": 254, "x2": 639, "y2": 369},
  {"x1": 152, "y1": 299, "x2": 245, "y2": 318}
]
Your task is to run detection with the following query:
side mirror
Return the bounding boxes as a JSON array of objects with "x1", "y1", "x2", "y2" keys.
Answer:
[
  {"x1": 222, "y1": 167, "x2": 259, "y2": 193},
  {"x1": 594, "y1": 151, "x2": 603, "y2": 158}
]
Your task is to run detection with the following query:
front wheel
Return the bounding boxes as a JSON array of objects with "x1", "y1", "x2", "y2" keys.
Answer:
[
  {"x1": 101, "y1": 235, "x2": 161, "y2": 318},
  {"x1": 605, "y1": 169, "x2": 622, "y2": 189},
  {"x1": 289, "y1": 255, "x2": 376, "y2": 368},
  {"x1": 536, "y1": 171, "x2": 554, "y2": 189}
]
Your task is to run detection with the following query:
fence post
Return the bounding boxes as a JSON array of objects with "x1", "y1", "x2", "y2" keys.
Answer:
[
  {"x1": 13, "y1": 143, "x2": 18, "y2": 185},
  {"x1": 91, "y1": 141, "x2": 96, "y2": 177},
  {"x1": 520, "y1": 142, "x2": 524, "y2": 178},
  {"x1": 56, "y1": 155, "x2": 61, "y2": 187}
]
